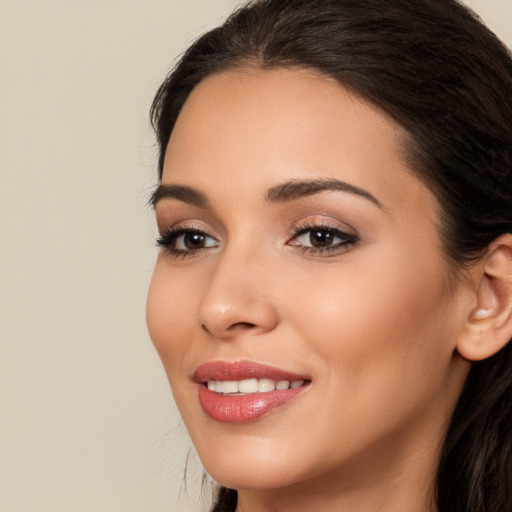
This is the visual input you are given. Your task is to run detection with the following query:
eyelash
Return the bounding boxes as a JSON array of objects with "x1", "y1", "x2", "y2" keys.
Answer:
[
  {"x1": 288, "y1": 221, "x2": 358, "y2": 256},
  {"x1": 156, "y1": 228, "x2": 218, "y2": 259},
  {"x1": 156, "y1": 222, "x2": 358, "y2": 258}
]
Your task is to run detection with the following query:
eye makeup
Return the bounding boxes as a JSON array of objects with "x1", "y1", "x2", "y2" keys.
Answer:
[
  {"x1": 156, "y1": 218, "x2": 359, "y2": 260},
  {"x1": 156, "y1": 226, "x2": 219, "y2": 259},
  {"x1": 287, "y1": 220, "x2": 359, "y2": 257}
]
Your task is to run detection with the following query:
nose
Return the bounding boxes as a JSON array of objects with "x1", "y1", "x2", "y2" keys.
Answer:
[{"x1": 198, "y1": 248, "x2": 279, "y2": 340}]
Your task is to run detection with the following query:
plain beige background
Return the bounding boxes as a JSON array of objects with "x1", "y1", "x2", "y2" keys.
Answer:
[{"x1": 0, "y1": 1, "x2": 511, "y2": 511}]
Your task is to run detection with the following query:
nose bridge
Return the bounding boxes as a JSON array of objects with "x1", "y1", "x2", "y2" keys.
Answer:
[{"x1": 198, "y1": 237, "x2": 278, "y2": 338}]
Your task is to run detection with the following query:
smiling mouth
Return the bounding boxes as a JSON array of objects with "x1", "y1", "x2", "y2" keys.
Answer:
[
  {"x1": 205, "y1": 378, "x2": 306, "y2": 395},
  {"x1": 194, "y1": 361, "x2": 311, "y2": 423}
]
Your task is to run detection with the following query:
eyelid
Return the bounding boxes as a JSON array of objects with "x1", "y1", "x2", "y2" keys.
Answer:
[
  {"x1": 287, "y1": 217, "x2": 359, "y2": 256},
  {"x1": 154, "y1": 205, "x2": 223, "y2": 238},
  {"x1": 289, "y1": 215, "x2": 357, "y2": 237},
  {"x1": 155, "y1": 216, "x2": 359, "y2": 259},
  {"x1": 157, "y1": 218, "x2": 219, "y2": 237},
  {"x1": 156, "y1": 221, "x2": 220, "y2": 258}
]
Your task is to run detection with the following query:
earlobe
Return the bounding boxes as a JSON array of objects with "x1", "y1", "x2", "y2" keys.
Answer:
[{"x1": 457, "y1": 234, "x2": 512, "y2": 361}]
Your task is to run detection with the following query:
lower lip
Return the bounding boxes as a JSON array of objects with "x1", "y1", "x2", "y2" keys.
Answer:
[{"x1": 198, "y1": 384, "x2": 308, "y2": 423}]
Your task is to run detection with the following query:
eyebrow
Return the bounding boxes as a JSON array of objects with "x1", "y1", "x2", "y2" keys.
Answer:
[
  {"x1": 151, "y1": 184, "x2": 210, "y2": 208},
  {"x1": 151, "y1": 178, "x2": 382, "y2": 209},
  {"x1": 265, "y1": 178, "x2": 382, "y2": 207}
]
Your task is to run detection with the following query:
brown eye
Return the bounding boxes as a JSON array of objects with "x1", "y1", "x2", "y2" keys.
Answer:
[
  {"x1": 156, "y1": 228, "x2": 219, "y2": 255},
  {"x1": 182, "y1": 232, "x2": 207, "y2": 249},
  {"x1": 309, "y1": 230, "x2": 336, "y2": 247},
  {"x1": 288, "y1": 224, "x2": 358, "y2": 256},
  {"x1": 174, "y1": 231, "x2": 218, "y2": 251},
  {"x1": 295, "y1": 229, "x2": 342, "y2": 248}
]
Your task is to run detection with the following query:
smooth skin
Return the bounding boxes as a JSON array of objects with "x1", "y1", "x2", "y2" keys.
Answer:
[{"x1": 147, "y1": 68, "x2": 512, "y2": 512}]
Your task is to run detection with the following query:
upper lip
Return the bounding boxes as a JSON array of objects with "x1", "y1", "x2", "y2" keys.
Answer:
[{"x1": 193, "y1": 360, "x2": 310, "y2": 383}]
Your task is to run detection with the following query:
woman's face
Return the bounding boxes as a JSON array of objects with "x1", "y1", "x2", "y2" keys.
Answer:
[{"x1": 147, "y1": 68, "x2": 471, "y2": 493}]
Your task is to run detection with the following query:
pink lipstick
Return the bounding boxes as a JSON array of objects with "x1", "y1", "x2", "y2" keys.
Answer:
[{"x1": 194, "y1": 361, "x2": 310, "y2": 423}]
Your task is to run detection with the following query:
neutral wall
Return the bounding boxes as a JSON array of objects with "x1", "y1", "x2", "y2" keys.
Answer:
[{"x1": 0, "y1": 1, "x2": 510, "y2": 511}]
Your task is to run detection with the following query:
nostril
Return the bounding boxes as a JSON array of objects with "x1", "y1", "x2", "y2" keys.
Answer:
[
  {"x1": 230, "y1": 322, "x2": 257, "y2": 331},
  {"x1": 201, "y1": 321, "x2": 257, "y2": 337}
]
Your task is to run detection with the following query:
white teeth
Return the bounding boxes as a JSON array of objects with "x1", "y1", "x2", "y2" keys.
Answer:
[
  {"x1": 276, "y1": 380, "x2": 290, "y2": 390},
  {"x1": 206, "y1": 378, "x2": 306, "y2": 394},
  {"x1": 238, "y1": 378, "x2": 258, "y2": 393},
  {"x1": 257, "y1": 378, "x2": 276, "y2": 392},
  {"x1": 221, "y1": 381, "x2": 238, "y2": 394}
]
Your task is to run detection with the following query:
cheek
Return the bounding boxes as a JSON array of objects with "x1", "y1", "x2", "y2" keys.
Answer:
[
  {"x1": 146, "y1": 263, "x2": 197, "y2": 377},
  {"x1": 267, "y1": 254, "x2": 460, "y2": 473},
  {"x1": 285, "y1": 251, "x2": 456, "y2": 404}
]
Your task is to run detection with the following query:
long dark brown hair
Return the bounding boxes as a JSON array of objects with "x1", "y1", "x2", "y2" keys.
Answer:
[{"x1": 150, "y1": 1, "x2": 512, "y2": 511}]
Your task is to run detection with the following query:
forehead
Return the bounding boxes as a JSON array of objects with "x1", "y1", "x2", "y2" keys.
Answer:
[{"x1": 162, "y1": 67, "x2": 432, "y2": 216}]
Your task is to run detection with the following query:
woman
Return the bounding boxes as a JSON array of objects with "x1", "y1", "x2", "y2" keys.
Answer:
[{"x1": 146, "y1": 0, "x2": 512, "y2": 511}]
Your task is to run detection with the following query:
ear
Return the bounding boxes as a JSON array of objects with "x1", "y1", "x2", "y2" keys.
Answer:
[{"x1": 457, "y1": 233, "x2": 512, "y2": 361}]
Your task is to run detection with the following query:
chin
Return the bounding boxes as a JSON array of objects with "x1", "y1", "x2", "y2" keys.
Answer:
[
  {"x1": 191, "y1": 428, "x2": 317, "y2": 492},
  {"x1": 204, "y1": 458, "x2": 305, "y2": 491}
]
